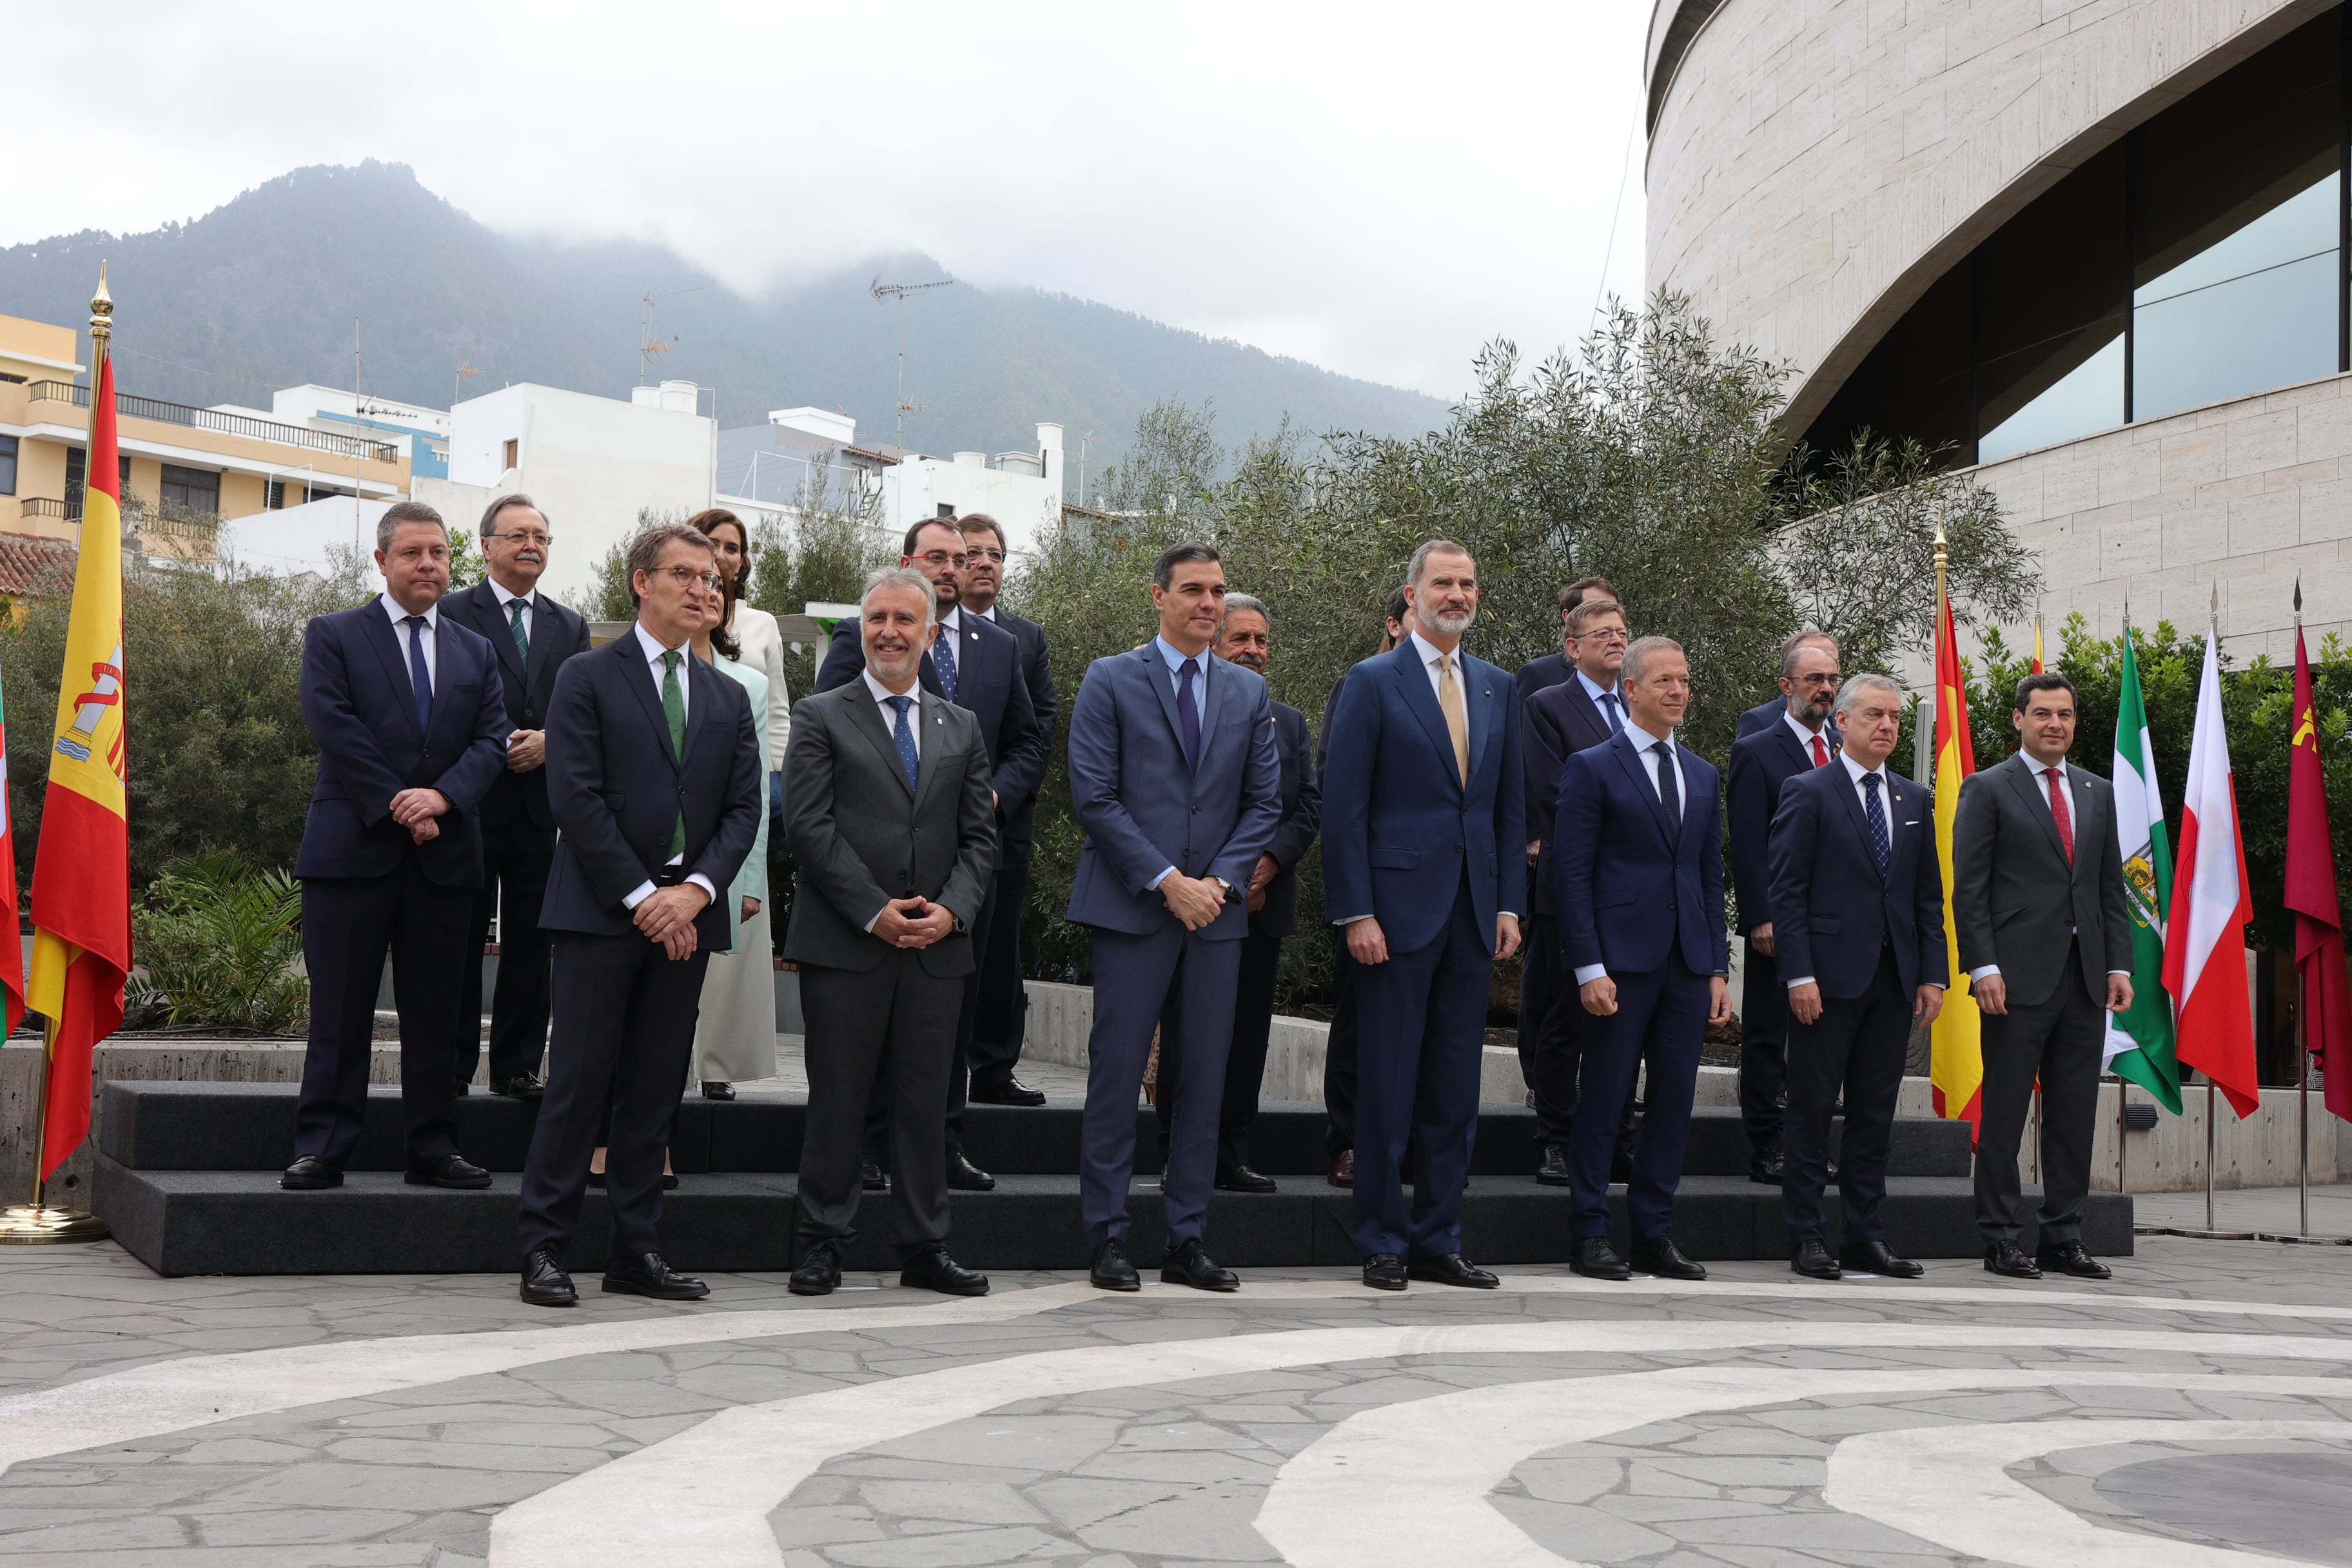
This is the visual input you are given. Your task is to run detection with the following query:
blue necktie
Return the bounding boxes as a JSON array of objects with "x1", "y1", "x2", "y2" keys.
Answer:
[
  {"x1": 1863, "y1": 772, "x2": 1891, "y2": 881},
  {"x1": 1600, "y1": 689, "x2": 1624, "y2": 733},
  {"x1": 404, "y1": 615, "x2": 432, "y2": 735},
  {"x1": 888, "y1": 694, "x2": 919, "y2": 794},
  {"x1": 1175, "y1": 658, "x2": 1201, "y2": 771},
  {"x1": 930, "y1": 623, "x2": 957, "y2": 705}
]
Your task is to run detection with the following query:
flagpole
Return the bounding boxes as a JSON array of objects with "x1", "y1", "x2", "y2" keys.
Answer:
[
  {"x1": 2295, "y1": 575, "x2": 2309, "y2": 1239},
  {"x1": 2205, "y1": 585, "x2": 2218, "y2": 1237}
]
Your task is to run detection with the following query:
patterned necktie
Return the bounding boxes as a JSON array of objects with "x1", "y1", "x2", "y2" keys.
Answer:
[
  {"x1": 888, "y1": 694, "x2": 919, "y2": 794},
  {"x1": 403, "y1": 615, "x2": 432, "y2": 736},
  {"x1": 2044, "y1": 766, "x2": 2074, "y2": 863},
  {"x1": 507, "y1": 597, "x2": 529, "y2": 667},
  {"x1": 1812, "y1": 733, "x2": 1830, "y2": 767},
  {"x1": 1175, "y1": 658, "x2": 1202, "y2": 771},
  {"x1": 661, "y1": 651, "x2": 687, "y2": 857},
  {"x1": 1863, "y1": 771, "x2": 1891, "y2": 880},
  {"x1": 1438, "y1": 653, "x2": 1469, "y2": 785},
  {"x1": 1652, "y1": 738, "x2": 1681, "y2": 821},
  {"x1": 1600, "y1": 689, "x2": 1624, "y2": 733},
  {"x1": 931, "y1": 622, "x2": 958, "y2": 704}
]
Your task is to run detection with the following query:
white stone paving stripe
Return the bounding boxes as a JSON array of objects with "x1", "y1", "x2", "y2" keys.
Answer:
[{"x1": 488, "y1": 1318, "x2": 2352, "y2": 1568}]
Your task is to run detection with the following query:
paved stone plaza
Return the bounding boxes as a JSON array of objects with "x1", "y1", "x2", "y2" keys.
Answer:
[{"x1": 2, "y1": 1230, "x2": 2349, "y2": 1567}]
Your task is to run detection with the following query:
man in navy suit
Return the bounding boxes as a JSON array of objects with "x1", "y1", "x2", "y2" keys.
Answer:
[
  {"x1": 283, "y1": 501, "x2": 511, "y2": 1193},
  {"x1": 1065, "y1": 542, "x2": 1281, "y2": 1293},
  {"x1": 818, "y1": 518, "x2": 1043, "y2": 1190},
  {"x1": 1723, "y1": 631, "x2": 1844, "y2": 1184},
  {"x1": 1324, "y1": 540, "x2": 1524, "y2": 1293},
  {"x1": 439, "y1": 495, "x2": 593, "y2": 1102},
  {"x1": 514, "y1": 523, "x2": 763, "y2": 1308},
  {"x1": 1767, "y1": 674, "x2": 1946, "y2": 1280},
  {"x1": 1518, "y1": 592, "x2": 1636, "y2": 1185},
  {"x1": 1513, "y1": 575, "x2": 1618, "y2": 707},
  {"x1": 1735, "y1": 630, "x2": 1842, "y2": 741},
  {"x1": 1554, "y1": 635, "x2": 1731, "y2": 1282}
]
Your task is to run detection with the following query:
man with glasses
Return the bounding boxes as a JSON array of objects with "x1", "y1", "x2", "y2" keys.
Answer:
[
  {"x1": 1725, "y1": 631, "x2": 1845, "y2": 1184},
  {"x1": 440, "y1": 495, "x2": 593, "y2": 1102},
  {"x1": 816, "y1": 518, "x2": 1043, "y2": 1191},
  {"x1": 1514, "y1": 576, "x2": 1620, "y2": 705}
]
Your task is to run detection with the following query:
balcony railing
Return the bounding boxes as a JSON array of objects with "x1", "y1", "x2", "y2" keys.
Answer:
[
  {"x1": 23, "y1": 382, "x2": 398, "y2": 463},
  {"x1": 19, "y1": 497, "x2": 78, "y2": 522}
]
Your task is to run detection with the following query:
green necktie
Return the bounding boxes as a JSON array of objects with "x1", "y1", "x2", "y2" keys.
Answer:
[
  {"x1": 507, "y1": 598, "x2": 529, "y2": 666},
  {"x1": 662, "y1": 651, "x2": 687, "y2": 858}
]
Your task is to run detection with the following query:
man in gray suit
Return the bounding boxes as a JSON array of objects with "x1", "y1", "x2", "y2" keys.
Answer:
[
  {"x1": 781, "y1": 567, "x2": 1000, "y2": 1298},
  {"x1": 1951, "y1": 671, "x2": 2133, "y2": 1282}
]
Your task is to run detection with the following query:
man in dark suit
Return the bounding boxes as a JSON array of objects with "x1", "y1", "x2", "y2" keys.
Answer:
[
  {"x1": 514, "y1": 523, "x2": 763, "y2": 1308},
  {"x1": 1723, "y1": 631, "x2": 1843, "y2": 1183},
  {"x1": 1153, "y1": 593, "x2": 1320, "y2": 1190},
  {"x1": 1513, "y1": 575, "x2": 1618, "y2": 707},
  {"x1": 1767, "y1": 674, "x2": 1946, "y2": 1281},
  {"x1": 818, "y1": 518, "x2": 1043, "y2": 1190},
  {"x1": 1554, "y1": 635, "x2": 1732, "y2": 1282},
  {"x1": 956, "y1": 513, "x2": 1059, "y2": 1107},
  {"x1": 1066, "y1": 542, "x2": 1281, "y2": 1292},
  {"x1": 1736, "y1": 630, "x2": 1843, "y2": 741},
  {"x1": 1324, "y1": 540, "x2": 1524, "y2": 1293},
  {"x1": 1519, "y1": 593, "x2": 1636, "y2": 1185},
  {"x1": 1952, "y1": 672, "x2": 2133, "y2": 1281},
  {"x1": 284, "y1": 500, "x2": 512, "y2": 1194},
  {"x1": 438, "y1": 494, "x2": 593, "y2": 1102},
  {"x1": 782, "y1": 567, "x2": 999, "y2": 1298}
]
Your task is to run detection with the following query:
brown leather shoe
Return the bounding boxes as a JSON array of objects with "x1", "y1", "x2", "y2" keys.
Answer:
[{"x1": 1327, "y1": 1150, "x2": 1355, "y2": 1188}]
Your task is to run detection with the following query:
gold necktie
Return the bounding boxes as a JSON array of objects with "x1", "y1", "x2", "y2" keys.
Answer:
[{"x1": 1438, "y1": 652, "x2": 1469, "y2": 786}]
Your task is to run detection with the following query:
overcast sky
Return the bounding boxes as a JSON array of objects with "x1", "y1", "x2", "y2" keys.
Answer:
[{"x1": 7, "y1": 1, "x2": 1652, "y2": 402}]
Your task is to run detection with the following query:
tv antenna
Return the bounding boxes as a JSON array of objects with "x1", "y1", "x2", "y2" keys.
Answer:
[
  {"x1": 454, "y1": 360, "x2": 482, "y2": 407},
  {"x1": 640, "y1": 287, "x2": 699, "y2": 384},
  {"x1": 870, "y1": 274, "x2": 957, "y2": 447}
]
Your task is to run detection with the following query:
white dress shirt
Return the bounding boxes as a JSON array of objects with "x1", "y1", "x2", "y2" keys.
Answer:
[
  {"x1": 1968, "y1": 753, "x2": 2129, "y2": 984},
  {"x1": 1782, "y1": 707, "x2": 1834, "y2": 763},
  {"x1": 1577, "y1": 667, "x2": 1625, "y2": 732},
  {"x1": 378, "y1": 593, "x2": 436, "y2": 694},
  {"x1": 1573, "y1": 725, "x2": 1685, "y2": 987},
  {"x1": 619, "y1": 622, "x2": 718, "y2": 913},
  {"x1": 1148, "y1": 635, "x2": 1214, "y2": 892},
  {"x1": 487, "y1": 576, "x2": 536, "y2": 647},
  {"x1": 1785, "y1": 754, "x2": 1942, "y2": 991}
]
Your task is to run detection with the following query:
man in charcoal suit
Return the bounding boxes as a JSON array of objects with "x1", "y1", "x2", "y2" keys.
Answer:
[
  {"x1": 1736, "y1": 629, "x2": 1843, "y2": 741},
  {"x1": 1513, "y1": 575, "x2": 1620, "y2": 706}
]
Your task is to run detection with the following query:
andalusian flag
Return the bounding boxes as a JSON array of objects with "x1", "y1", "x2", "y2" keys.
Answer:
[
  {"x1": 1928, "y1": 585, "x2": 1982, "y2": 1135},
  {"x1": 2104, "y1": 629, "x2": 2180, "y2": 1112},
  {"x1": 2163, "y1": 626, "x2": 2259, "y2": 1119},
  {"x1": 26, "y1": 329, "x2": 131, "y2": 1179}
]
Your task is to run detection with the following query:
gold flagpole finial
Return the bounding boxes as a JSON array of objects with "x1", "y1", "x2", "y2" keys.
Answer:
[{"x1": 89, "y1": 261, "x2": 113, "y2": 344}]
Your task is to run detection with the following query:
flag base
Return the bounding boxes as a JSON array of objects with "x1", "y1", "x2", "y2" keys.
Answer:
[
  {"x1": 2254, "y1": 1230, "x2": 2352, "y2": 1246},
  {"x1": 0, "y1": 1204, "x2": 110, "y2": 1244},
  {"x1": 2136, "y1": 1225, "x2": 2258, "y2": 1240}
]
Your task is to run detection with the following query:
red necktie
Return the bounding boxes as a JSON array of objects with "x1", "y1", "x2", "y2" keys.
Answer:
[
  {"x1": 1810, "y1": 734, "x2": 1830, "y2": 767},
  {"x1": 2044, "y1": 767, "x2": 2073, "y2": 863}
]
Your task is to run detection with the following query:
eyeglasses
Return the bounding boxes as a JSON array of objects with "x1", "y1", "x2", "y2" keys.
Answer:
[
  {"x1": 490, "y1": 531, "x2": 553, "y2": 548},
  {"x1": 965, "y1": 546, "x2": 1006, "y2": 564},
  {"x1": 656, "y1": 565, "x2": 723, "y2": 591},
  {"x1": 914, "y1": 549, "x2": 968, "y2": 568},
  {"x1": 1580, "y1": 628, "x2": 1631, "y2": 644},
  {"x1": 1793, "y1": 671, "x2": 1844, "y2": 687}
]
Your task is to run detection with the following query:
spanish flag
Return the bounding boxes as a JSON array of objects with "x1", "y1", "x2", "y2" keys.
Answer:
[
  {"x1": 26, "y1": 291, "x2": 131, "y2": 1180},
  {"x1": 1928, "y1": 582, "x2": 1982, "y2": 1136}
]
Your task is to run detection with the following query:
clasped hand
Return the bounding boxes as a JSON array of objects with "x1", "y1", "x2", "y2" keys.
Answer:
[
  {"x1": 874, "y1": 896, "x2": 954, "y2": 949},
  {"x1": 1161, "y1": 872, "x2": 1225, "y2": 931},
  {"x1": 632, "y1": 883, "x2": 709, "y2": 961},
  {"x1": 389, "y1": 788, "x2": 449, "y2": 845}
]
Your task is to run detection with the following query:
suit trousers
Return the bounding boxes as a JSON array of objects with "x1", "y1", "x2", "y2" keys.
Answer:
[
  {"x1": 1080, "y1": 921, "x2": 1240, "y2": 1250},
  {"x1": 293, "y1": 855, "x2": 472, "y2": 1169},
  {"x1": 1738, "y1": 936, "x2": 1790, "y2": 1154},
  {"x1": 1567, "y1": 961, "x2": 1709, "y2": 1240},
  {"x1": 1352, "y1": 885, "x2": 1489, "y2": 1259},
  {"x1": 968, "y1": 857, "x2": 1031, "y2": 1086},
  {"x1": 798, "y1": 952, "x2": 961, "y2": 1259},
  {"x1": 865, "y1": 872, "x2": 998, "y2": 1166},
  {"x1": 457, "y1": 816, "x2": 556, "y2": 1090},
  {"x1": 1975, "y1": 941, "x2": 2105, "y2": 1247},
  {"x1": 1781, "y1": 947, "x2": 1912, "y2": 1244},
  {"x1": 1153, "y1": 922, "x2": 1281, "y2": 1175},
  {"x1": 1519, "y1": 914, "x2": 1638, "y2": 1151},
  {"x1": 1323, "y1": 946, "x2": 1358, "y2": 1159},
  {"x1": 516, "y1": 932, "x2": 710, "y2": 1262}
]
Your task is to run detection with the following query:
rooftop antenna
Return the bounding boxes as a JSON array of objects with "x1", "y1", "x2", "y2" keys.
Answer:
[
  {"x1": 870, "y1": 274, "x2": 957, "y2": 447},
  {"x1": 639, "y1": 287, "x2": 698, "y2": 384},
  {"x1": 454, "y1": 360, "x2": 482, "y2": 407}
]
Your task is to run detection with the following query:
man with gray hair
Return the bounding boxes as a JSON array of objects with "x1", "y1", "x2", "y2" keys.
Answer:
[{"x1": 1765, "y1": 673, "x2": 1945, "y2": 1280}]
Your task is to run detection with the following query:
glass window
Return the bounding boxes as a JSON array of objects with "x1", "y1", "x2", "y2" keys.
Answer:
[
  {"x1": 0, "y1": 435, "x2": 15, "y2": 496},
  {"x1": 159, "y1": 464, "x2": 220, "y2": 517},
  {"x1": 1975, "y1": 147, "x2": 2128, "y2": 460}
]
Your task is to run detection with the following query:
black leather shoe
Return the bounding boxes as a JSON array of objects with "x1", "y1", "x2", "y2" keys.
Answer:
[
  {"x1": 861, "y1": 1158, "x2": 888, "y2": 1193},
  {"x1": 495, "y1": 1073, "x2": 544, "y2": 1101},
  {"x1": 1161, "y1": 1237, "x2": 1239, "y2": 1291},
  {"x1": 602, "y1": 1252, "x2": 709, "y2": 1300},
  {"x1": 790, "y1": 1240, "x2": 842, "y2": 1297},
  {"x1": 901, "y1": 1245, "x2": 990, "y2": 1296},
  {"x1": 1327, "y1": 1151, "x2": 1354, "y2": 1188},
  {"x1": 406, "y1": 1154, "x2": 492, "y2": 1190},
  {"x1": 280, "y1": 1155, "x2": 341, "y2": 1191},
  {"x1": 946, "y1": 1152, "x2": 996, "y2": 1191},
  {"x1": 520, "y1": 1246, "x2": 576, "y2": 1308},
  {"x1": 1791, "y1": 1237, "x2": 1841, "y2": 1280},
  {"x1": 1570, "y1": 1237, "x2": 1633, "y2": 1280},
  {"x1": 1408, "y1": 1252, "x2": 1498, "y2": 1288},
  {"x1": 1631, "y1": 1236, "x2": 1707, "y2": 1280},
  {"x1": 1362, "y1": 1253, "x2": 1407, "y2": 1291},
  {"x1": 700, "y1": 1080, "x2": 734, "y2": 1102},
  {"x1": 2035, "y1": 1240, "x2": 2112, "y2": 1279},
  {"x1": 969, "y1": 1075, "x2": 1048, "y2": 1107},
  {"x1": 1217, "y1": 1166, "x2": 1277, "y2": 1193},
  {"x1": 1749, "y1": 1145, "x2": 1784, "y2": 1185},
  {"x1": 1536, "y1": 1144, "x2": 1572, "y2": 1186},
  {"x1": 1841, "y1": 1239, "x2": 1923, "y2": 1278},
  {"x1": 1090, "y1": 1240, "x2": 1141, "y2": 1291},
  {"x1": 1984, "y1": 1240, "x2": 2043, "y2": 1279},
  {"x1": 450, "y1": 1081, "x2": 472, "y2": 1097}
]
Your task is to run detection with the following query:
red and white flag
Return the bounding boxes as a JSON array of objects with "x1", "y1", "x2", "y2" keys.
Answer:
[{"x1": 2161, "y1": 626, "x2": 2259, "y2": 1118}]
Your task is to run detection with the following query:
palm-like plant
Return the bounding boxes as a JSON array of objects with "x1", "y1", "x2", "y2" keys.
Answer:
[{"x1": 127, "y1": 852, "x2": 308, "y2": 1034}]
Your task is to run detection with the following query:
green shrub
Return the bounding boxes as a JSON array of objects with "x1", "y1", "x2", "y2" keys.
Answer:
[{"x1": 126, "y1": 852, "x2": 308, "y2": 1034}]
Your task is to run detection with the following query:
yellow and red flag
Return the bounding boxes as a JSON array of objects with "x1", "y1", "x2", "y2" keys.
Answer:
[
  {"x1": 1928, "y1": 582, "x2": 1982, "y2": 1136},
  {"x1": 0, "y1": 667, "x2": 23, "y2": 1037},
  {"x1": 2285, "y1": 623, "x2": 2352, "y2": 1122},
  {"x1": 2029, "y1": 611, "x2": 2043, "y2": 674},
  {"x1": 26, "y1": 343, "x2": 131, "y2": 1178}
]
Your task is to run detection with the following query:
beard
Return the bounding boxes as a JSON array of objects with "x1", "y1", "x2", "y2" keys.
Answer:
[{"x1": 1424, "y1": 605, "x2": 1476, "y2": 638}]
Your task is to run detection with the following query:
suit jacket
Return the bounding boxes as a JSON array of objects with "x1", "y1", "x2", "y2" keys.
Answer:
[
  {"x1": 780, "y1": 679, "x2": 998, "y2": 976},
  {"x1": 436, "y1": 580, "x2": 593, "y2": 830},
  {"x1": 1952, "y1": 751, "x2": 2132, "y2": 1008},
  {"x1": 1515, "y1": 648, "x2": 1573, "y2": 707},
  {"x1": 295, "y1": 603, "x2": 511, "y2": 888},
  {"x1": 1766, "y1": 761, "x2": 1946, "y2": 999},
  {"x1": 536, "y1": 631, "x2": 765, "y2": 952},
  {"x1": 1521, "y1": 674, "x2": 1618, "y2": 917},
  {"x1": 981, "y1": 605, "x2": 1057, "y2": 863},
  {"x1": 817, "y1": 611, "x2": 1045, "y2": 829},
  {"x1": 1252, "y1": 700, "x2": 1322, "y2": 939},
  {"x1": 1064, "y1": 644, "x2": 1283, "y2": 940},
  {"x1": 1726, "y1": 717, "x2": 1836, "y2": 935},
  {"x1": 1321, "y1": 641, "x2": 1525, "y2": 955},
  {"x1": 1554, "y1": 727, "x2": 1727, "y2": 977},
  {"x1": 1738, "y1": 694, "x2": 1844, "y2": 748}
]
